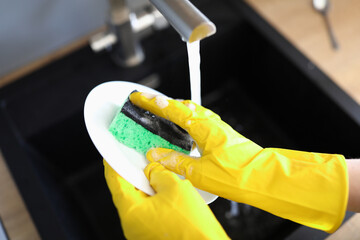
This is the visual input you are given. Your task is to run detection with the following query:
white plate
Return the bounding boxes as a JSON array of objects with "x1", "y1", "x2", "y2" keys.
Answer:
[{"x1": 84, "y1": 81, "x2": 218, "y2": 204}]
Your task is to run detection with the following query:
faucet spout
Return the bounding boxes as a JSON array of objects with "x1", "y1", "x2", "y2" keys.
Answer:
[{"x1": 149, "y1": 0, "x2": 216, "y2": 42}]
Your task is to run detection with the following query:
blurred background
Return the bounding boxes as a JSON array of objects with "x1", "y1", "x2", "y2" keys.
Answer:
[{"x1": 0, "y1": 0, "x2": 359, "y2": 239}]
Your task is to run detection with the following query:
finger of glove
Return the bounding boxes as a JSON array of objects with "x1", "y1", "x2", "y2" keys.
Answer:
[
  {"x1": 143, "y1": 164, "x2": 230, "y2": 240},
  {"x1": 130, "y1": 92, "x2": 223, "y2": 148},
  {"x1": 146, "y1": 148, "x2": 199, "y2": 179},
  {"x1": 144, "y1": 162, "x2": 193, "y2": 195},
  {"x1": 103, "y1": 160, "x2": 147, "y2": 209},
  {"x1": 130, "y1": 92, "x2": 193, "y2": 127},
  {"x1": 180, "y1": 100, "x2": 252, "y2": 154},
  {"x1": 181, "y1": 100, "x2": 220, "y2": 121}
]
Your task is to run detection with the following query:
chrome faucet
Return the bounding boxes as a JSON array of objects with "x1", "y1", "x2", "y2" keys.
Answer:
[
  {"x1": 149, "y1": 0, "x2": 216, "y2": 42},
  {"x1": 90, "y1": 0, "x2": 216, "y2": 67}
]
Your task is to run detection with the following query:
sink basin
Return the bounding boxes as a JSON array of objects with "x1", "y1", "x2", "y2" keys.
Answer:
[{"x1": 0, "y1": 1, "x2": 359, "y2": 239}]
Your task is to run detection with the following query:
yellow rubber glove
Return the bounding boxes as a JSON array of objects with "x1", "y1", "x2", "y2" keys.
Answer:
[
  {"x1": 104, "y1": 160, "x2": 229, "y2": 240},
  {"x1": 129, "y1": 92, "x2": 349, "y2": 233}
]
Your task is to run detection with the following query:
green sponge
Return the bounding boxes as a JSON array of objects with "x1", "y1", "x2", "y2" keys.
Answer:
[{"x1": 109, "y1": 94, "x2": 193, "y2": 155}]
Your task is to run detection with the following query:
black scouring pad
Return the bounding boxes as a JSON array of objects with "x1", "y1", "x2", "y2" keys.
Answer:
[{"x1": 109, "y1": 92, "x2": 193, "y2": 155}]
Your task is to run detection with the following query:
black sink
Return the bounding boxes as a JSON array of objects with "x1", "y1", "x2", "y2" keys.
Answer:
[{"x1": 1, "y1": 1, "x2": 359, "y2": 239}]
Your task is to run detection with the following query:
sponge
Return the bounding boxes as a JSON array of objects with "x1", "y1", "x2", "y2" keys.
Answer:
[{"x1": 109, "y1": 93, "x2": 193, "y2": 155}]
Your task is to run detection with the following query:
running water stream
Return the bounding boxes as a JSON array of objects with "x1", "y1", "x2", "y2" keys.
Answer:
[
  {"x1": 187, "y1": 41, "x2": 201, "y2": 105},
  {"x1": 186, "y1": 40, "x2": 202, "y2": 158}
]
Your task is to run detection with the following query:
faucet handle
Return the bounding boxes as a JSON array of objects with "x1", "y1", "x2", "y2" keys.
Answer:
[
  {"x1": 89, "y1": 3, "x2": 168, "y2": 67},
  {"x1": 90, "y1": 32, "x2": 117, "y2": 53}
]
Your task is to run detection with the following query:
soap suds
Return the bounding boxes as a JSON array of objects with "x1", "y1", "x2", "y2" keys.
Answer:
[
  {"x1": 151, "y1": 149, "x2": 178, "y2": 169},
  {"x1": 140, "y1": 117, "x2": 151, "y2": 125},
  {"x1": 162, "y1": 153, "x2": 179, "y2": 169},
  {"x1": 155, "y1": 96, "x2": 169, "y2": 109},
  {"x1": 187, "y1": 166, "x2": 194, "y2": 176},
  {"x1": 141, "y1": 92, "x2": 157, "y2": 99},
  {"x1": 151, "y1": 149, "x2": 169, "y2": 160},
  {"x1": 185, "y1": 102, "x2": 196, "y2": 111}
]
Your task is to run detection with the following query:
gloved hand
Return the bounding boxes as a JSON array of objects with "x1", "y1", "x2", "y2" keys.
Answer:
[
  {"x1": 104, "y1": 160, "x2": 229, "y2": 240},
  {"x1": 130, "y1": 92, "x2": 349, "y2": 233}
]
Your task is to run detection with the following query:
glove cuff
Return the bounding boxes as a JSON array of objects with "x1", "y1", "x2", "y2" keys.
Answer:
[{"x1": 232, "y1": 148, "x2": 349, "y2": 233}]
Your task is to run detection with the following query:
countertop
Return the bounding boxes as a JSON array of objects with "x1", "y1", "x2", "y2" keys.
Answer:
[
  {"x1": 245, "y1": 0, "x2": 360, "y2": 106},
  {"x1": 241, "y1": 0, "x2": 360, "y2": 128}
]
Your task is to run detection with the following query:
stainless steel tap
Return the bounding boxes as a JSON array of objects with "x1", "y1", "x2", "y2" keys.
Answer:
[
  {"x1": 90, "y1": 0, "x2": 216, "y2": 67},
  {"x1": 150, "y1": 0, "x2": 216, "y2": 43}
]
